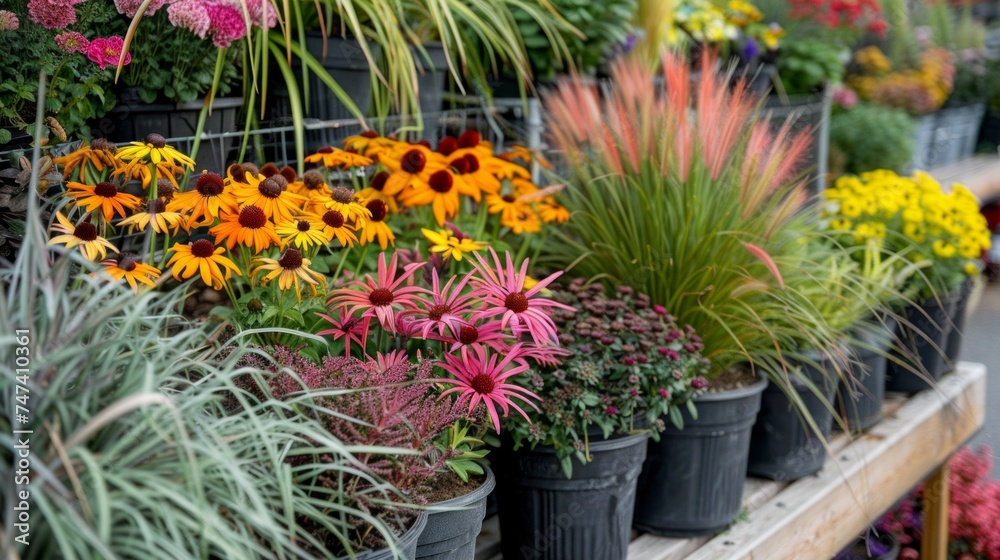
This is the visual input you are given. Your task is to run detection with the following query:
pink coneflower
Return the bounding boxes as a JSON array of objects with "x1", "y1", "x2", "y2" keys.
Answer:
[
  {"x1": 409, "y1": 269, "x2": 476, "y2": 339},
  {"x1": 87, "y1": 37, "x2": 131, "y2": 70},
  {"x1": 328, "y1": 251, "x2": 427, "y2": 331},
  {"x1": 471, "y1": 248, "x2": 572, "y2": 345},
  {"x1": 54, "y1": 31, "x2": 89, "y2": 54},
  {"x1": 435, "y1": 320, "x2": 510, "y2": 352},
  {"x1": 317, "y1": 308, "x2": 371, "y2": 357},
  {"x1": 517, "y1": 343, "x2": 572, "y2": 368},
  {"x1": 437, "y1": 343, "x2": 540, "y2": 433},
  {"x1": 364, "y1": 349, "x2": 410, "y2": 375}
]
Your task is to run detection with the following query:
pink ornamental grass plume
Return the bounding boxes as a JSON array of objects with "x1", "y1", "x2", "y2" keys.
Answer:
[
  {"x1": 436, "y1": 343, "x2": 540, "y2": 433},
  {"x1": 328, "y1": 251, "x2": 427, "y2": 332},
  {"x1": 54, "y1": 31, "x2": 89, "y2": 54},
  {"x1": 0, "y1": 10, "x2": 19, "y2": 31},
  {"x1": 28, "y1": 0, "x2": 78, "y2": 29},
  {"x1": 87, "y1": 37, "x2": 131, "y2": 70},
  {"x1": 471, "y1": 248, "x2": 573, "y2": 346}
]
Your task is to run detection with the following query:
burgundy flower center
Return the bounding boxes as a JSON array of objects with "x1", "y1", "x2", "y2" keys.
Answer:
[
  {"x1": 458, "y1": 130, "x2": 481, "y2": 148},
  {"x1": 280, "y1": 166, "x2": 298, "y2": 184},
  {"x1": 366, "y1": 199, "x2": 387, "y2": 222},
  {"x1": 258, "y1": 178, "x2": 282, "y2": 198},
  {"x1": 401, "y1": 149, "x2": 427, "y2": 174},
  {"x1": 361, "y1": 130, "x2": 379, "y2": 139},
  {"x1": 247, "y1": 298, "x2": 264, "y2": 313},
  {"x1": 92, "y1": 138, "x2": 115, "y2": 152},
  {"x1": 74, "y1": 222, "x2": 98, "y2": 241},
  {"x1": 369, "y1": 287, "x2": 394, "y2": 306},
  {"x1": 260, "y1": 162, "x2": 279, "y2": 177},
  {"x1": 429, "y1": 170, "x2": 453, "y2": 193},
  {"x1": 303, "y1": 170, "x2": 325, "y2": 190},
  {"x1": 463, "y1": 154, "x2": 480, "y2": 173},
  {"x1": 459, "y1": 325, "x2": 479, "y2": 344},
  {"x1": 428, "y1": 304, "x2": 451, "y2": 321},
  {"x1": 437, "y1": 136, "x2": 459, "y2": 156},
  {"x1": 145, "y1": 133, "x2": 166, "y2": 148},
  {"x1": 241, "y1": 162, "x2": 260, "y2": 176},
  {"x1": 238, "y1": 205, "x2": 267, "y2": 228},
  {"x1": 318, "y1": 146, "x2": 334, "y2": 154},
  {"x1": 504, "y1": 292, "x2": 529, "y2": 313},
  {"x1": 296, "y1": 220, "x2": 311, "y2": 232},
  {"x1": 331, "y1": 187, "x2": 355, "y2": 204},
  {"x1": 191, "y1": 239, "x2": 216, "y2": 258},
  {"x1": 156, "y1": 179, "x2": 176, "y2": 200},
  {"x1": 322, "y1": 210, "x2": 345, "y2": 228},
  {"x1": 117, "y1": 253, "x2": 139, "y2": 272},
  {"x1": 413, "y1": 140, "x2": 432, "y2": 149},
  {"x1": 502, "y1": 194, "x2": 516, "y2": 203},
  {"x1": 197, "y1": 172, "x2": 226, "y2": 196},
  {"x1": 370, "y1": 171, "x2": 389, "y2": 191},
  {"x1": 450, "y1": 157, "x2": 471, "y2": 175},
  {"x1": 94, "y1": 182, "x2": 118, "y2": 198},
  {"x1": 149, "y1": 198, "x2": 166, "y2": 213},
  {"x1": 469, "y1": 373, "x2": 496, "y2": 395},
  {"x1": 227, "y1": 165, "x2": 247, "y2": 184},
  {"x1": 278, "y1": 248, "x2": 303, "y2": 269},
  {"x1": 342, "y1": 317, "x2": 360, "y2": 331}
]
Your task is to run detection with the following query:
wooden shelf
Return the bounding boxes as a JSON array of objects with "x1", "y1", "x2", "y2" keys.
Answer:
[{"x1": 477, "y1": 362, "x2": 987, "y2": 560}]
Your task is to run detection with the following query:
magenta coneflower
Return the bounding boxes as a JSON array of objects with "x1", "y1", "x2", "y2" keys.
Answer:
[
  {"x1": 409, "y1": 269, "x2": 476, "y2": 339},
  {"x1": 435, "y1": 319, "x2": 510, "y2": 352},
  {"x1": 471, "y1": 248, "x2": 572, "y2": 346},
  {"x1": 316, "y1": 308, "x2": 371, "y2": 357},
  {"x1": 437, "y1": 343, "x2": 540, "y2": 433},
  {"x1": 328, "y1": 251, "x2": 427, "y2": 331}
]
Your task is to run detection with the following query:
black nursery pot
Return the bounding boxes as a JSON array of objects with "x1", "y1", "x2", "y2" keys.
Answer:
[
  {"x1": 747, "y1": 351, "x2": 840, "y2": 481},
  {"x1": 493, "y1": 432, "x2": 649, "y2": 560},
  {"x1": 633, "y1": 377, "x2": 767, "y2": 537},
  {"x1": 415, "y1": 466, "x2": 496, "y2": 560},
  {"x1": 360, "y1": 511, "x2": 429, "y2": 560},
  {"x1": 833, "y1": 531, "x2": 901, "y2": 560},
  {"x1": 838, "y1": 318, "x2": 897, "y2": 432},
  {"x1": 944, "y1": 278, "x2": 975, "y2": 367},
  {"x1": 885, "y1": 293, "x2": 958, "y2": 393}
]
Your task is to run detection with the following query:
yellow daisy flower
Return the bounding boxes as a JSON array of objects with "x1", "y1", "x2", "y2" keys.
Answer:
[
  {"x1": 118, "y1": 198, "x2": 189, "y2": 235},
  {"x1": 275, "y1": 213, "x2": 331, "y2": 250},
  {"x1": 101, "y1": 253, "x2": 161, "y2": 294},
  {"x1": 115, "y1": 133, "x2": 195, "y2": 170},
  {"x1": 357, "y1": 199, "x2": 394, "y2": 250},
  {"x1": 110, "y1": 160, "x2": 184, "y2": 190},
  {"x1": 166, "y1": 239, "x2": 242, "y2": 290},
  {"x1": 252, "y1": 248, "x2": 325, "y2": 302},
  {"x1": 167, "y1": 172, "x2": 238, "y2": 228},
  {"x1": 343, "y1": 130, "x2": 398, "y2": 158},
  {"x1": 356, "y1": 171, "x2": 399, "y2": 214},
  {"x1": 317, "y1": 209, "x2": 360, "y2": 248},
  {"x1": 304, "y1": 146, "x2": 374, "y2": 169},
  {"x1": 421, "y1": 228, "x2": 484, "y2": 261},
  {"x1": 325, "y1": 186, "x2": 372, "y2": 227},
  {"x1": 48, "y1": 212, "x2": 118, "y2": 261},
  {"x1": 53, "y1": 138, "x2": 118, "y2": 179},
  {"x1": 230, "y1": 173, "x2": 308, "y2": 224},
  {"x1": 210, "y1": 205, "x2": 282, "y2": 254}
]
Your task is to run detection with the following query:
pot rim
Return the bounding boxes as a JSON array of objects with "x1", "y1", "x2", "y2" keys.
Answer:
[
  {"x1": 693, "y1": 375, "x2": 768, "y2": 403},
  {"x1": 427, "y1": 464, "x2": 496, "y2": 510}
]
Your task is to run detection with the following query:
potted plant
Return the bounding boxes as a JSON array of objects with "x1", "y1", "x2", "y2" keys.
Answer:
[
  {"x1": 821, "y1": 170, "x2": 991, "y2": 393},
  {"x1": 829, "y1": 100, "x2": 916, "y2": 176},
  {"x1": 541, "y1": 52, "x2": 847, "y2": 535},
  {"x1": 492, "y1": 279, "x2": 708, "y2": 559}
]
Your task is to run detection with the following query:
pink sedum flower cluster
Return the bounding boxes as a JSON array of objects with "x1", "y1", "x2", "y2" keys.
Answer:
[
  {"x1": 27, "y1": 0, "x2": 83, "y2": 29},
  {"x1": 113, "y1": 0, "x2": 169, "y2": 18},
  {"x1": 54, "y1": 31, "x2": 89, "y2": 54},
  {"x1": 167, "y1": 0, "x2": 276, "y2": 46},
  {"x1": 0, "y1": 10, "x2": 19, "y2": 31}
]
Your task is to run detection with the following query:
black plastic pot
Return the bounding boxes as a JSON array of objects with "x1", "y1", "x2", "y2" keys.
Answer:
[
  {"x1": 885, "y1": 293, "x2": 958, "y2": 393},
  {"x1": 493, "y1": 432, "x2": 648, "y2": 560},
  {"x1": 838, "y1": 318, "x2": 897, "y2": 432},
  {"x1": 747, "y1": 351, "x2": 840, "y2": 481},
  {"x1": 944, "y1": 278, "x2": 974, "y2": 367},
  {"x1": 833, "y1": 531, "x2": 901, "y2": 560},
  {"x1": 360, "y1": 511, "x2": 429, "y2": 560},
  {"x1": 416, "y1": 466, "x2": 496, "y2": 560},
  {"x1": 633, "y1": 377, "x2": 767, "y2": 537}
]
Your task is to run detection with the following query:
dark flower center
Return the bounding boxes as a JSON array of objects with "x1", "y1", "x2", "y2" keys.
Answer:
[
  {"x1": 156, "y1": 178, "x2": 176, "y2": 200},
  {"x1": 149, "y1": 198, "x2": 166, "y2": 213},
  {"x1": 459, "y1": 325, "x2": 479, "y2": 344},
  {"x1": 278, "y1": 248, "x2": 303, "y2": 269},
  {"x1": 197, "y1": 172, "x2": 226, "y2": 196},
  {"x1": 450, "y1": 157, "x2": 471, "y2": 175},
  {"x1": 469, "y1": 373, "x2": 496, "y2": 395},
  {"x1": 318, "y1": 146, "x2": 334, "y2": 154},
  {"x1": 227, "y1": 164, "x2": 247, "y2": 184},
  {"x1": 260, "y1": 162, "x2": 279, "y2": 177},
  {"x1": 401, "y1": 149, "x2": 427, "y2": 174},
  {"x1": 94, "y1": 182, "x2": 118, "y2": 198},
  {"x1": 258, "y1": 178, "x2": 282, "y2": 198},
  {"x1": 458, "y1": 130, "x2": 481, "y2": 148},
  {"x1": 322, "y1": 210, "x2": 345, "y2": 228},
  {"x1": 502, "y1": 194, "x2": 516, "y2": 203},
  {"x1": 145, "y1": 133, "x2": 166, "y2": 148},
  {"x1": 361, "y1": 130, "x2": 379, "y2": 139},
  {"x1": 370, "y1": 171, "x2": 389, "y2": 191},
  {"x1": 74, "y1": 222, "x2": 98, "y2": 241},
  {"x1": 279, "y1": 166, "x2": 298, "y2": 184},
  {"x1": 428, "y1": 170, "x2": 453, "y2": 193},
  {"x1": 428, "y1": 304, "x2": 451, "y2": 321},
  {"x1": 437, "y1": 136, "x2": 459, "y2": 156},
  {"x1": 369, "y1": 287, "x2": 394, "y2": 306},
  {"x1": 241, "y1": 162, "x2": 260, "y2": 176},
  {"x1": 331, "y1": 186, "x2": 355, "y2": 204},
  {"x1": 296, "y1": 220, "x2": 311, "y2": 232},
  {"x1": 504, "y1": 292, "x2": 529, "y2": 313},
  {"x1": 191, "y1": 239, "x2": 216, "y2": 258},
  {"x1": 91, "y1": 138, "x2": 115, "y2": 152},
  {"x1": 303, "y1": 170, "x2": 326, "y2": 190},
  {"x1": 366, "y1": 199, "x2": 387, "y2": 222},
  {"x1": 247, "y1": 298, "x2": 264, "y2": 313},
  {"x1": 463, "y1": 154, "x2": 480, "y2": 173},
  {"x1": 238, "y1": 205, "x2": 267, "y2": 228},
  {"x1": 117, "y1": 253, "x2": 139, "y2": 272}
]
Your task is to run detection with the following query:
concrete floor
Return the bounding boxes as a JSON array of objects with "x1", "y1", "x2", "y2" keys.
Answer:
[{"x1": 960, "y1": 280, "x2": 1000, "y2": 478}]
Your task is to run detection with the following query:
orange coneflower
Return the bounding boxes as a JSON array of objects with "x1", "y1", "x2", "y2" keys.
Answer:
[
  {"x1": 275, "y1": 213, "x2": 331, "y2": 250},
  {"x1": 287, "y1": 169, "x2": 332, "y2": 197},
  {"x1": 380, "y1": 145, "x2": 447, "y2": 196},
  {"x1": 398, "y1": 169, "x2": 461, "y2": 226},
  {"x1": 115, "y1": 133, "x2": 196, "y2": 170},
  {"x1": 230, "y1": 173, "x2": 307, "y2": 223},
  {"x1": 305, "y1": 146, "x2": 374, "y2": 169},
  {"x1": 498, "y1": 144, "x2": 553, "y2": 170},
  {"x1": 118, "y1": 198, "x2": 189, "y2": 235},
  {"x1": 252, "y1": 247, "x2": 325, "y2": 301},
  {"x1": 446, "y1": 130, "x2": 494, "y2": 161},
  {"x1": 503, "y1": 206, "x2": 541, "y2": 234},
  {"x1": 449, "y1": 153, "x2": 500, "y2": 200},
  {"x1": 357, "y1": 199, "x2": 394, "y2": 250},
  {"x1": 210, "y1": 205, "x2": 281, "y2": 254},
  {"x1": 168, "y1": 172, "x2": 238, "y2": 228},
  {"x1": 101, "y1": 252, "x2": 161, "y2": 293},
  {"x1": 48, "y1": 212, "x2": 118, "y2": 261},
  {"x1": 166, "y1": 239, "x2": 242, "y2": 290},
  {"x1": 317, "y1": 209, "x2": 360, "y2": 248},
  {"x1": 325, "y1": 186, "x2": 371, "y2": 227},
  {"x1": 536, "y1": 198, "x2": 570, "y2": 224},
  {"x1": 65, "y1": 181, "x2": 142, "y2": 222},
  {"x1": 486, "y1": 193, "x2": 530, "y2": 224},
  {"x1": 356, "y1": 171, "x2": 399, "y2": 214},
  {"x1": 110, "y1": 159, "x2": 184, "y2": 190},
  {"x1": 53, "y1": 138, "x2": 118, "y2": 179},
  {"x1": 343, "y1": 130, "x2": 397, "y2": 159}
]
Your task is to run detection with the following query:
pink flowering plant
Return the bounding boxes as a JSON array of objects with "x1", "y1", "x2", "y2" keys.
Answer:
[{"x1": 509, "y1": 279, "x2": 710, "y2": 478}]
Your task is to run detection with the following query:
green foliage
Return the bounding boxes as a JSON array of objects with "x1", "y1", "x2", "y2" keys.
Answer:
[
  {"x1": 829, "y1": 103, "x2": 915, "y2": 174},
  {"x1": 777, "y1": 39, "x2": 847, "y2": 95},
  {"x1": 443, "y1": 423, "x2": 487, "y2": 483}
]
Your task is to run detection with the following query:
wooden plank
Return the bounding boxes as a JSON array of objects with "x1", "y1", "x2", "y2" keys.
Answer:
[
  {"x1": 679, "y1": 362, "x2": 985, "y2": 560},
  {"x1": 921, "y1": 463, "x2": 951, "y2": 560}
]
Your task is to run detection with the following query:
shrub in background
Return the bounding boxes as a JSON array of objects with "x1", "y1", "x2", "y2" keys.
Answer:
[{"x1": 829, "y1": 102, "x2": 915, "y2": 175}]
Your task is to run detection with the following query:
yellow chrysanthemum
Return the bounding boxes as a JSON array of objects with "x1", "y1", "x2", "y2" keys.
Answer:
[{"x1": 932, "y1": 240, "x2": 956, "y2": 258}]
